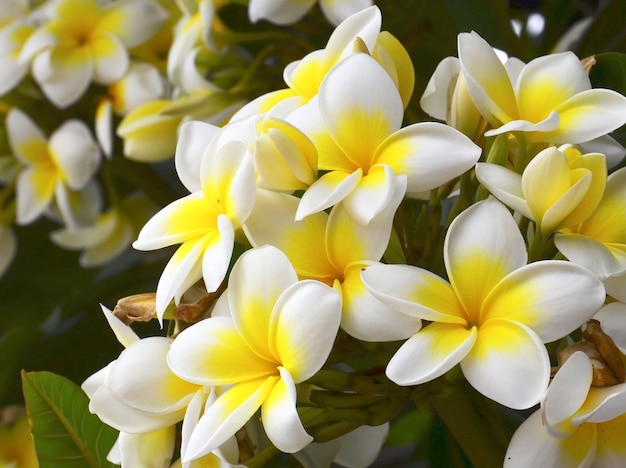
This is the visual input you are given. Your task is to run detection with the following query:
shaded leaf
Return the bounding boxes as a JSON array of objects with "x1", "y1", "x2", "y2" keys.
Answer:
[
  {"x1": 589, "y1": 52, "x2": 626, "y2": 95},
  {"x1": 21, "y1": 371, "x2": 117, "y2": 468},
  {"x1": 576, "y1": 0, "x2": 626, "y2": 56}
]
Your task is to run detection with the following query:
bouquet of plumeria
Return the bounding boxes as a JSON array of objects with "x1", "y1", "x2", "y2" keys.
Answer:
[{"x1": 2, "y1": 0, "x2": 626, "y2": 466}]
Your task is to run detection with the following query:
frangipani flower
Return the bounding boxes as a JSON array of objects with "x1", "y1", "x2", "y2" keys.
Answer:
[
  {"x1": 133, "y1": 120, "x2": 256, "y2": 320},
  {"x1": 248, "y1": 0, "x2": 373, "y2": 26},
  {"x1": 476, "y1": 145, "x2": 606, "y2": 234},
  {"x1": 555, "y1": 166, "x2": 626, "y2": 279},
  {"x1": 0, "y1": 11, "x2": 36, "y2": 95},
  {"x1": 167, "y1": 245, "x2": 342, "y2": 460},
  {"x1": 244, "y1": 184, "x2": 421, "y2": 341},
  {"x1": 116, "y1": 99, "x2": 184, "y2": 162},
  {"x1": 505, "y1": 351, "x2": 626, "y2": 467},
  {"x1": 96, "y1": 62, "x2": 165, "y2": 158},
  {"x1": 361, "y1": 197, "x2": 605, "y2": 409},
  {"x1": 6, "y1": 107, "x2": 100, "y2": 226},
  {"x1": 20, "y1": 0, "x2": 168, "y2": 107},
  {"x1": 458, "y1": 32, "x2": 626, "y2": 144},
  {"x1": 82, "y1": 305, "x2": 200, "y2": 467},
  {"x1": 50, "y1": 194, "x2": 154, "y2": 267},
  {"x1": 234, "y1": 6, "x2": 414, "y2": 118},
  {"x1": 289, "y1": 52, "x2": 480, "y2": 224}
]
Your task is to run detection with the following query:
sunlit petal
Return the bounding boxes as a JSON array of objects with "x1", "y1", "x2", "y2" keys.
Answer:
[
  {"x1": 167, "y1": 317, "x2": 275, "y2": 386},
  {"x1": 229, "y1": 245, "x2": 298, "y2": 360},
  {"x1": 270, "y1": 280, "x2": 341, "y2": 382},
  {"x1": 341, "y1": 164, "x2": 397, "y2": 225},
  {"x1": 296, "y1": 169, "x2": 362, "y2": 221},
  {"x1": 183, "y1": 377, "x2": 278, "y2": 462},
  {"x1": 461, "y1": 319, "x2": 549, "y2": 409},
  {"x1": 375, "y1": 122, "x2": 481, "y2": 193},
  {"x1": 262, "y1": 367, "x2": 312, "y2": 452},
  {"x1": 445, "y1": 198, "x2": 527, "y2": 319},
  {"x1": 175, "y1": 121, "x2": 220, "y2": 194},
  {"x1": 482, "y1": 260, "x2": 605, "y2": 342},
  {"x1": 361, "y1": 263, "x2": 467, "y2": 324},
  {"x1": 504, "y1": 410, "x2": 597, "y2": 468},
  {"x1": 387, "y1": 323, "x2": 476, "y2": 385}
]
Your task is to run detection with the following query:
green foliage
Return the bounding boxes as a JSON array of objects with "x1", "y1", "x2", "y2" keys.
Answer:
[{"x1": 21, "y1": 371, "x2": 118, "y2": 467}]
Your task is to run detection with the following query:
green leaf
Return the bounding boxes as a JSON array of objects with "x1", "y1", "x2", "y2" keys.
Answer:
[
  {"x1": 576, "y1": 0, "x2": 626, "y2": 57},
  {"x1": 589, "y1": 52, "x2": 626, "y2": 95},
  {"x1": 21, "y1": 370, "x2": 118, "y2": 468}
]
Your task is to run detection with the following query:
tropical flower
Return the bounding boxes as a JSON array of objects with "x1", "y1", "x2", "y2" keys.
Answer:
[
  {"x1": 167, "y1": 245, "x2": 342, "y2": 461},
  {"x1": 244, "y1": 184, "x2": 421, "y2": 341},
  {"x1": 19, "y1": 0, "x2": 168, "y2": 107},
  {"x1": 133, "y1": 120, "x2": 256, "y2": 320},
  {"x1": 361, "y1": 197, "x2": 605, "y2": 409},
  {"x1": 83, "y1": 305, "x2": 201, "y2": 467},
  {"x1": 475, "y1": 144, "x2": 607, "y2": 235},
  {"x1": 248, "y1": 0, "x2": 373, "y2": 26},
  {"x1": 505, "y1": 347, "x2": 626, "y2": 467},
  {"x1": 555, "y1": 166, "x2": 626, "y2": 280},
  {"x1": 0, "y1": 406, "x2": 38, "y2": 468},
  {"x1": 457, "y1": 31, "x2": 626, "y2": 145},
  {"x1": 288, "y1": 52, "x2": 480, "y2": 224},
  {"x1": 6, "y1": 107, "x2": 100, "y2": 226},
  {"x1": 0, "y1": 2, "x2": 36, "y2": 95}
]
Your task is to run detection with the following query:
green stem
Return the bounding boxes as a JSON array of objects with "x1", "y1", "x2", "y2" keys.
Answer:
[{"x1": 428, "y1": 382, "x2": 507, "y2": 468}]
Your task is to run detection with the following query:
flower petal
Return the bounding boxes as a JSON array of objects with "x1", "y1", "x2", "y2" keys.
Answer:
[
  {"x1": 49, "y1": 120, "x2": 100, "y2": 190},
  {"x1": 167, "y1": 316, "x2": 275, "y2": 386},
  {"x1": 296, "y1": 169, "x2": 362, "y2": 221},
  {"x1": 482, "y1": 260, "x2": 605, "y2": 343},
  {"x1": 229, "y1": 245, "x2": 298, "y2": 360},
  {"x1": 183, "y1": 377, "x2": 278, "y2": 462},
  {"x1": 261, "y1": 367, "x2": 313, "y2": 452},
  {"x1": 555, "y1": 233, "x2": 626, "y2": 280},
  {"x1": 461, "y1": 319, "x2": 550, "y2": 409},
  {"x1": 341, "y1": 262, "x2": 422, "y2": 341},
  {"x1": 503, "y1": 410, "x2": 597, "y2": 468},
  {"x1": 90, "y1": 33, "x2": 129, "y2": 84},
  {"x1": 175, "y1": 120, "x2": 220, "y2": 193},
  {"x1": 15, "y1": 166, "x2": 55, "y2": 225},
  {"x1": 361, "y1": 263, "x2": 467, "y2": 324},
  {"x1": 445, "y1": 198, "x2": 527, "y2": 320},
  {"x1": 386, "y1": 322, "x2": 476, "y2": 386},
  {"x1": 474, "y1": 163, "x2": 533, "y2": 220},
  {"x1": 593, "y1": 302, "x2": 626, "y2": 353},
  {"x1": 376, "y1": 122, "x2": 481, "y2": 193},
  {"x1": 99, "y1": 0, "x2": 168, "y2": 47},
  {"x1": 341, "y1": 164, "x2": 397, "y2": 225},
  {"x1": 269, "y1": 279, "x2": 341, "y2": 382}
]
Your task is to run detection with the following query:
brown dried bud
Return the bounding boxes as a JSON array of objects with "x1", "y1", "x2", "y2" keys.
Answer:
[
  {"x1": 556, "y1": 319, "x2": 626, "y2": 387},
  {"x1": 113, "y1": 293, "x2": 157, "y2": 324},
  {"x1": 581, "y1": 55, "x2": 596, "y2": 75},
  {"x1": 173, "y1": 280, "x2": 227, "y2": 325}
]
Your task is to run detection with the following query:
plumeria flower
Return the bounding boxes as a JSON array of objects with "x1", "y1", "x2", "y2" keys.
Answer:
[
  {"x1": 420, "y1": 56, "x2": 487, "y2": 141},
  {"x1": 0, "y1": 1, "x2": 36, "y2": 95},
  {"x1": 6, "y1": 107, "x2": 100, "y2": 226},
  {"x1": 167, "y1": 245, "x2": 342, "y2": 461},
  {"x1": 505, "y1": 349, "x2": 626, "y2": 467},
  {"x1": 476, "y1": 144, "x2": 606, "y2": 235},
  {"x1": 361, "y1": 197, "x2": 605, "y2": 409},
  {"x1": 116, "y1": 99, "x2": 184, "y2": 162},
  {"x1": 248, "y1": 0, "x2": 373, "y2": 27},
  {"x1": 19, "y1": 0, "x2": 168, "y2": 108},
  {"x1": 233, "y1": 6, "x2": 414, "y2": 119},
  {"x1": 133, "y1": 120, "x2": 256, "y2": 320},
  {"x1": 458, "y1": 31, "x2": 626, "y2": 145},
  {"x1": 96, "y1": 62, "x2": 165, "y2": 158},
  {"x1": 555, "y1": 166, "x2": 626, "y2": 280},
  {"x1": 50, "y1": 194, "x2": 155, "y2": 268},
  {"x1": 244, "y1": 184, "x2": 421, "y2": 341},
  {"x1": 82, "y1": 305, "x2": 201, "y2": 468},
  {"x1": 289, "y1": 52, "x2": 480, "y2": 224}
]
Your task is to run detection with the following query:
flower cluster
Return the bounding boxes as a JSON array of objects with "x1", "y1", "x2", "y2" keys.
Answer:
[{"x1": 4, "y1": 1, "x2": 626, "y2": 467}]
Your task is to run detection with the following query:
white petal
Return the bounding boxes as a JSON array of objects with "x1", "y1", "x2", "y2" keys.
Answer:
[
  {"x1": 175, "y1": 120, "x2": 220, "y2": 193},
  {"x1": 420, "y1": 56, "x2": 461, "y2": 121},
  {"x1": 201, "y1": 214, "x2": 234, "y2": 293},
  {"x1": 593, "y1": 302, "x2": 626, "y2": 352},
  {"x1": 461, "y1": 319, "x2": 550, "y2": 410},
  {"x1": 261, "y1": 367, "x2": 313, "y2": 452},
  {"x1": 270, "y1": 279, "x2": 341, "y2": 382},
  {"x1": 102, "y1": 0, "x2": 169, "y2": 47},
  {"x1": 504, "y1": 410, "x2": 597, "y2": 468},
  {"x1": 296, "y1": 169, "x2": 362, "y2": 221},
  {"x1": 248, "y1": 0, "x2": 314, "y2": 25},
  {"x1": 386, "y1": 323, "x2": 477, "y2": 386},
  {"x1": 555, "y1": 233, "x2": 625, "y2": 279},
  {"x1": 100, "y1": 304, "x2": 140, "y2": 348},
  {"x1": 324, "y1": 5, "x2": 381, "y2": 63},
  {"x1": 474, "y1": 163, "x2": 533, "y2": 219},
  {"x1": 334, "y1": 423, "x2": 389, "y2": 468},
  {"x1": 319, "y1": 0, "x2": 373, "y2": 26},
  {"x1": 117, "y1": 427, "x2": 175, "y2": 468},
  {"x1": 484, "y1": 110, "x2": 560, "y2": 137}
]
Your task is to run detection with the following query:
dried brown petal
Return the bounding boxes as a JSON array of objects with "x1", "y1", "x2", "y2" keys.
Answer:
[{"x1": 113, "y1": 293, "x2": 157, "y2": 324}]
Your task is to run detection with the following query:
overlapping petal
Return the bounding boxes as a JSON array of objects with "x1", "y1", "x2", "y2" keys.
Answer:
[
  {"x1": 269, "y1": 280, "x2": 341, "y2": 382},
  {"x1": 386, "y1": 322, "x2": 477, "y2": 385},
  {"x1": 474, "y1": 163, "x2": 533, "y2": 219},
  {"x1": 445, "y1": 197, "x2": 527, "y2": 322},
  {"x1": 296, "y1": 169, "x2": 362, "y2": 221},
  {"x1": 482, "y1": 260, "x2": 605, "y2": 342},
  {"x1": 461, "y1": 319, "x2": 550, "y2": 410},
  {"x1": 261, "y1": 367, "x2": 312, "y2": 452}
]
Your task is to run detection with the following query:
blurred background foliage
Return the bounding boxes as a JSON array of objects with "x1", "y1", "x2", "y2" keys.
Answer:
[{"x1": 1, "y1": 0, "x2": 625, "y2": 465}]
